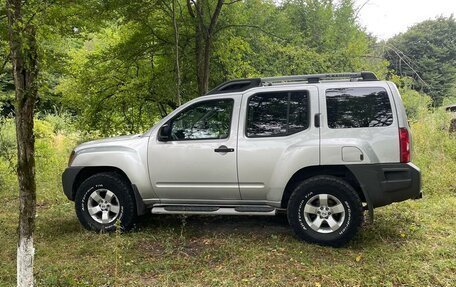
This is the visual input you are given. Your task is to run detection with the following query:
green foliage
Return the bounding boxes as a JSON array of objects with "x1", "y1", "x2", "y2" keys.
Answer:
[
  {"x1": 56, "y1": 24, "x2": 167, "y2": 136},
  {"x1": 0, "y1": 118, "x2": 16, "y2": 184},
  {"x1": 3, "y1": 0, "x2": 389, "y2": 135},
  {"x1": 411, "y1": 109, "x2": 456, "y2": 196},
  {"x1": 34, "y1": 119, "x2": 55, "y2": 139},
  {"x1": 391, "y1": 77, "x2": 456, "y2": 196},
  {"x1": 51, "y1": 0, "x2": 387, "y2": 135},
  {"x1": 391, "y1": 75, "x2": 432, "y2": 119},
  {"x1": 386, "y1": 16, "x2": 456, "y2": 105},
  {"x1": 0, "y1": 114, "x2": 80, "y2": 200}
]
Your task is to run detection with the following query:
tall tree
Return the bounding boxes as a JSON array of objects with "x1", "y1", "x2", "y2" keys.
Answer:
[
  {"x1": 187, "y1": 0, "x2": 226, "y2": 95},
  {"x1": 6, "y1": 0, "x2": 38, "y2": 286},
  {"x1": 385, "y1": 16, "x2": 456, "y2": 105},
  {"x1": 170, "y1": 0, "x2": 182, "y2": 106}
]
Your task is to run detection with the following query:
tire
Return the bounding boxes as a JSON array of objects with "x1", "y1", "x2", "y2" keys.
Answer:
[
  {"x1": 287, "y1": 175, "x2": 363, "y2": 247},
  {"x1": 75, "y1": 172, "x2": 137, "y2": 232}
]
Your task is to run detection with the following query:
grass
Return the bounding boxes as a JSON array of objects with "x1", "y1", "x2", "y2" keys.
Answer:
[
  {"x1": 0, "y1": 195, "x2": 455, "y2": 286},
  {"x1": 0, "y1": 111, "x2": 455, "y2": 286}
]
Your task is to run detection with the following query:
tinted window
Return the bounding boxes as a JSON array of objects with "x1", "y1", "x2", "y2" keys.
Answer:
[
  {"x1": 247, "y1": 91, "x2": 309, "y2": 137},
  {"x1": 170, "y1": 99, "x2": 233, "y2": 140},
  {"x1": 326, "y1": 87, "x2": 393, "y2": 128}
]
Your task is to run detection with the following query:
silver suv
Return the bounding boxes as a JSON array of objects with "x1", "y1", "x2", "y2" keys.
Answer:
[{"x1": 62, "y1": 72, "x2": 421, "y2": 246}]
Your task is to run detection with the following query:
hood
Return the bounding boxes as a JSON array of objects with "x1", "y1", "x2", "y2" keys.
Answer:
[{"x1": 75, "y1": 134, "x2": 146, "y2": 152}]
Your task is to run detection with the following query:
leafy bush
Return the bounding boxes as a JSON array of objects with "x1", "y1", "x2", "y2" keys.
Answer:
[
  {"x1": 401, "y1": 89, "x2": 432, "y2": 120},
  {"x1": 0, "y1": 118, "x2": 17, "y2": 190},
  {"x1": 410, "y1": 109, "x2": 456, "y2": 195},
  {"x1": 39, "y1": 113, "x2": 77, "y2": 135},
  {"x1": 0, "y1": 118, "x2": 16, "y2": 170},
  {"x1": 392, "y1": 75, "x2": 456, "y2": 195},
  {"x1": 34, "y1": 119, "x2": 55, "y2": 139},
  {"x1": 391, "y1": 75, "x2": 432, "y2": 119},
  {"x1": 0, "y1": 115, "x2": 81, "y2": 201}
]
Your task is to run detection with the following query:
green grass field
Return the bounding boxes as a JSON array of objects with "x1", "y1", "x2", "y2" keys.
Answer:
[{"x1": 0, "y1": 110, "x2": 455, "y2": 286}]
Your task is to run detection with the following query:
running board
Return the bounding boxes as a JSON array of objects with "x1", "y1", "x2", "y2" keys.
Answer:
[{"x1": 151, "y1": 205, "x2": 277, "y2": 216}]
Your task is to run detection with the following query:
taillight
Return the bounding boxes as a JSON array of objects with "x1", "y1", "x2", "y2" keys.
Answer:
[{"x1": 399, "y1": 128, "x2": 410, "y2": 163}]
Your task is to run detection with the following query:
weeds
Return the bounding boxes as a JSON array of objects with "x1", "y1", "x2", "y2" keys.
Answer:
[{"x1": 179, "y1": 215, "x2": 188, "y2": 239}]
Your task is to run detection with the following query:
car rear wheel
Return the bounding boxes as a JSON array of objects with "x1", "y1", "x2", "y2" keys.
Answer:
[
  {"x1": 287, "y1": 175, "x2": 363, "y2": 247},
  {"x1": 75, "y1": 172, "x2": 137, "y2": 232}
]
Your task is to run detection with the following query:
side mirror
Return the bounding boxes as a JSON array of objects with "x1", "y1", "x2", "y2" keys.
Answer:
[{"x1": 158, "y1": 123, "x2": 171, "y2": 141}]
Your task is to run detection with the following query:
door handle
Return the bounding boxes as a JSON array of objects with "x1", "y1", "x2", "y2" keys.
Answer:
[
  {"x1": 314, "y1": 113, "x2": 321, "y2": 128},
  {"x1": 214, "y1": 145, "x2": 235, "y2": 153}
]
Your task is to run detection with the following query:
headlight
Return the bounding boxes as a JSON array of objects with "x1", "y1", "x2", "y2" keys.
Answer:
[{"x1": 68, "y1": 150, "x2": 76, "y2": 167}]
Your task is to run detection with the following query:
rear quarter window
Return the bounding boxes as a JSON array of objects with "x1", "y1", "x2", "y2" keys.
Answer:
[{"x1": 326, "y1": 87, "x2": 393, "y2": 128}]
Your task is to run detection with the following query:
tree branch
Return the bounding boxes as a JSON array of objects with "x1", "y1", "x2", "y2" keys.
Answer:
[
  {"x1": 354, "y1": 0, "x2": 370, "y2": 20},
  {"x1": 223, "y1": 0, "x2": 241, "y2": 5},
  {"x1": 383, "y1": 43, "x2": 430, "y2": 88},
  {"x1": 187, "y1": 0, "x2": 195, "y2": 18},
  {"x1": 22, "y1": 0, "x2": 57, "y2": 31},
  {"x1": 208, "y1": 0, "x2": 224, "y2": 34}
]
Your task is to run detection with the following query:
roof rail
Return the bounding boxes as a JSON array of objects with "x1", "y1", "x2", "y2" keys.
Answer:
[
  {"x1": 206, "y1": 71, "x2": 378, "y2": 95},
  {"x1": 206, "y1": 78, "x2": 261, "y2": 95},
  {"x1": 262, "y1": 71, "x2": 378, "y2": 84}
]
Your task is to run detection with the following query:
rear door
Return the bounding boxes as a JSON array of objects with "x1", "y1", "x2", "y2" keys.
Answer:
[
  {"x1": 319, "y1": 82, "x2": 399, "y2": 164},
  {"x1": 237, "y1": 86, "x2": 320, "y2": 203}
]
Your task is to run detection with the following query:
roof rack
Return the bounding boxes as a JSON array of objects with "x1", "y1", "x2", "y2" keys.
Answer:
[
  {"x1": 206, "y1": 71, "x2": 378, "y2": 95},
  {"x1": 206, "y1": 78, "x2": 261, "y2": 95}
]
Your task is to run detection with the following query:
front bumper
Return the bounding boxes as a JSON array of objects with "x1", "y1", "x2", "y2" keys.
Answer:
[
  {"x1": 62, "y1": 166, "x2": 84, "y2": 201},
  {"x1": 347, "y1": 162, "x2": 422, "y2": 208}
]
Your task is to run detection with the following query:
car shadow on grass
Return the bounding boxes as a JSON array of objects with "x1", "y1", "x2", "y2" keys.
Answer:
[
  {"x1": 134, "y1": 210, "x2": 420, "y2": 249},
  {"x1": 136, "y1": 213, "x2": 291, "y2": 235},
  {"x1": 40, "y1": 207, "x2": 419, "y2": 249},
  {"x1": 37, "y1": 215, "x2": 84, "y2": 238}
]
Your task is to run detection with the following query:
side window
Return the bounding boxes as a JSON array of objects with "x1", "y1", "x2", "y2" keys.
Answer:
[
  {"x1": 170, "y1": 99, "x2": 233, "y2": 140},
  {"x1": 246, "y1": 91, "x2": 309, "y2": 137},
  {"x1": 326, "y1": 87, "x2": 393, "y2": 129}
]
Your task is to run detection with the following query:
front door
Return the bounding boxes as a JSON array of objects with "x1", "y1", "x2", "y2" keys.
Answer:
[{"x1": 148, "y1": 97, "x2": 241, "y2": 201}]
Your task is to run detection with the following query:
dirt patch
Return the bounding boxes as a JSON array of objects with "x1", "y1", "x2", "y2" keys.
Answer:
[{"x1": 135, "y1": 239, "x2": 166, "y2": 257}]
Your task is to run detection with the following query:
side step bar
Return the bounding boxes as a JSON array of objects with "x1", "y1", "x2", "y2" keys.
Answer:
[{"x1": 151, "y1": 205, "x2": 277, "y2": 216}]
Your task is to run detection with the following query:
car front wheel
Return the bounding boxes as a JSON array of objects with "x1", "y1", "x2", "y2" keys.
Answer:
[{"x1": 75, "y1": 172, "x2": 137, "y2": 232}]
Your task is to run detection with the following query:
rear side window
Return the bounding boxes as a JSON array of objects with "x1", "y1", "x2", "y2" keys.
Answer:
[
  {"x1": 326, "y1": 87, "x2": 393, "y2": 128},
  {"x1": 246, "y1": 91, "x2": 309, "y2": 137}
]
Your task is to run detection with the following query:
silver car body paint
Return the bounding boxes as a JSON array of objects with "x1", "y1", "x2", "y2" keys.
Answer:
[{"x1": 69, "y1": 80, "x2": 412, "y2": 207}]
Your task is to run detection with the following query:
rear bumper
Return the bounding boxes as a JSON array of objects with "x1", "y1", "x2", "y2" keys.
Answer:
[
  {"x1": 62, "y1": 166, "x2": 84, "y2": 201},
  {"x1": 347, "y1": 162, "x2": 421, "y2": 208}
]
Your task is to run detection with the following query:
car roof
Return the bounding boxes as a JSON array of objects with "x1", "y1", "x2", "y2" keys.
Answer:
[
  {"x1": 206, "y1": 72, "x2": 379, "y2": 96},
  {"x1": 204, "y1": 72, "x2": 387, "y2": 99}
]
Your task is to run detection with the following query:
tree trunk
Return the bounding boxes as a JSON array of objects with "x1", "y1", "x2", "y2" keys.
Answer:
[
  {"x1": 6, "y1": 0, "x2": 39, "y2": 286},
  {"x1": 193, "y1": 0, "x2": 206, "y2": 96},
  {"x1": 172, "y1": 0, "x2": 182, "y2": 106},
  {"x1": 188, "y1": 0, "x2": 224, "y2": 96}
]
